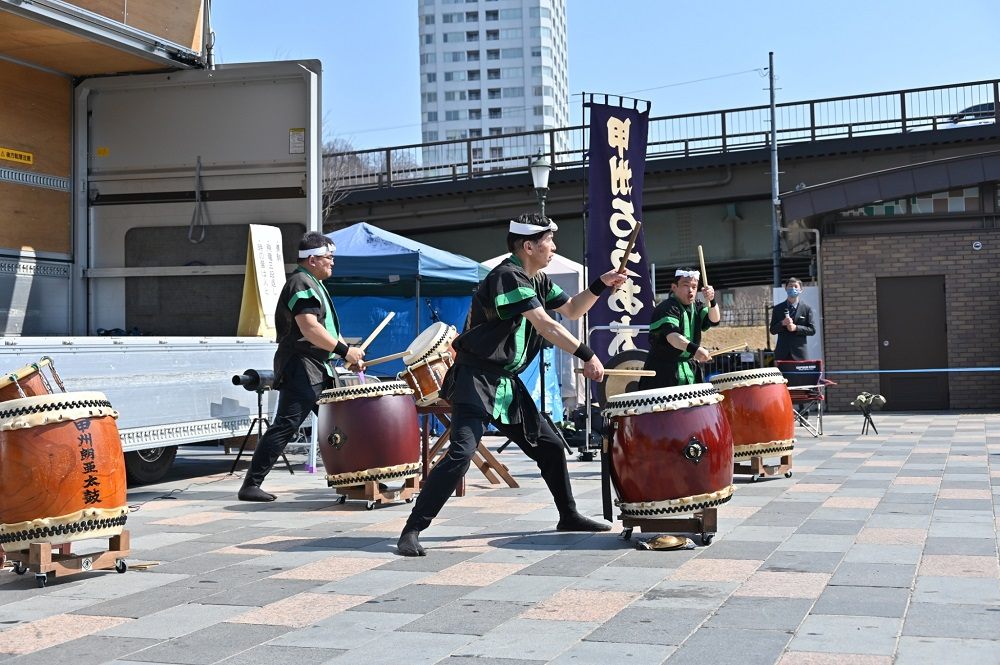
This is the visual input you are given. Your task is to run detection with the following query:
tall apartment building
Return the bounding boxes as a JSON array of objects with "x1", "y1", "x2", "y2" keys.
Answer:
[{"x1": 417, "y1": 0, "x2": 569, "y2": 171}]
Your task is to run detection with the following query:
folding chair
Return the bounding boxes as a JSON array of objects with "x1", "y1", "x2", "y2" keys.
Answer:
[{"x1": 776, "y1": 360, "x2": 836, "y2": 436}]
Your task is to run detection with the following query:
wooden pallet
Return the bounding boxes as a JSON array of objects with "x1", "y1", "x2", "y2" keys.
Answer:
[
  {"x1": 8, "y1": 530, "x2": 130, "y2": 587},
  {"x1": 734, "y1": 453, "x2": 794, "y2": 482},
  {"x1": 335, "y1": 475, "x2": 421, "y2": 510},
  {"x1": 619, "y1": 508, "x2": 719, "y2": 545}
]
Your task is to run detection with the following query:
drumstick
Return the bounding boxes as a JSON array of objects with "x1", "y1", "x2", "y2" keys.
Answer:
[
  {"x1": 697, "y1": 244, "x2": 709, "y2": 287},
  {"x1": 709, "y1": 343, "x2": 750, "y2": 356},
  {"x1": 617, "y1": 222, "x2": 642, "y2": 274},
  {"x1": 364, "y1": 350, "x2": 411, "y2": 367},
  {"x1": 574, "y1": 368, "x2": 656, "y2": 377},
  {"x1": 359, "y1": 312, "x2": 395, "y2": 352}
]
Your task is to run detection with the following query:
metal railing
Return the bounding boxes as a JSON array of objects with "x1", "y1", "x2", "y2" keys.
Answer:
[{"x1": 327, "y1": 78, "x2": 999, "y2": 192}]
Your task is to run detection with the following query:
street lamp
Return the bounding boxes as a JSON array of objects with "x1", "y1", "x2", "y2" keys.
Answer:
[{"x1": 529, "y1": 151, "x2": 552, "y2": 218}]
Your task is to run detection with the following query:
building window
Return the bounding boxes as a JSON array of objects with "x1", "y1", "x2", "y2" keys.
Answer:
[
  {"x1": 445, "y1": 110, "x2": 460, "y2": 121},
  {"x1": 419, "y1": 53, "x2": 436, "y2": 65},
  {"x1": 502, "y1": 87, "x2": 524, "y2": 98},
  {"x1": 487, "y1": 68, "x2": 501, "y2": 80},
  {"x1": 468, "y1": 89, "x2": 481, "y2": 100},
  {"x1": 472, "y1": 147, "x2": 484, "y2": 159},
  {"x1": 499, "y1": 7, "x2": 522, "y2": 19},
  {"x1": 443, "y1": 71, "x2": 466, "y2": 81},
  {"x1": 445, "y1": 51, "x2": 465, "y2": 62},
  {"x1": 502, "y1": 67, "x2": 523, "y2": 79},
  {"x1": 421, "y1": 92, "x2": 438, "y2": 103},
  {"x1": 465, "y1": 11, "x2": 478, "y2": 21},
  {"x1": 488, "y1": 107, "x2": 502, "y2": 119},
  {"x1": 425, "y1": 111, "x2": 438, "y2": 121},
  {"x1": 489, "y1": 127, "x2": 502, "y2": 136},
  {"x1": 486, "y1": 49, "x2": 500, "y2": 60},
  {"x1": 467, "y1": 69, "x2": 481, "y2": 81},
  {"x1": 444, "y1": 90, "x2": 467, "y2": 101},
  {"x1": 423, "y1": 15, "x2": 435, "y2": 25},
  {"x1": 422, "y1": 131, "x2": 439, "y2": 142},
  {"x1": 467, "y1": 50, "x2": 480, "y2": 61},
  {"x1": 466, "y1": 30, "x2": 479, "y2": 41},
  {"x1": 529, "y1": 6, "x2": 551, "y2": 18},
  {"x1": 485, "y1": 29, "x2": 499, "y2": 40},
  {"x1": 468, "y1": 108, "x2": 482, "y2": 120},
  {"x1": 425, "y1": 72, "x2": 436, "y2": 83},
  {"x1": 490, "y1": 146, "x2": 503, "y2": 158},
  {"x1": 487, "y1": 88, "x2": 501, "y2": 99},
  {"x1": 443, "y1": 32, "x2": 465, "y2": 42},
  {"x1": 422, "y1": 34, "x2": 434, "y2": 44},
  {"x1": 500, "y1": 28, "x2": 522, "y2": 39},
  {"x1": 501, "y1": 48, "x2": 523, "y2": 58},
  {"x1": 469, "y1": 128, "x2": 482, "y2": 138},
  {"x1": 485, "y1": 10, "x2": 498, "y2": 20},
  {"x1": 442, "y1": 12, "x2": 463, "y2": 22}
]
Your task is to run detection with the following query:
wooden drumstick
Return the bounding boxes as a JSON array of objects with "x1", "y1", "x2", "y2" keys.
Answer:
[
  {"x1": 618, "y1": 222, "x2": 642, "y2": 274},
  {"x1": 359, "y1": 312, "x2": 395, "y2": 352},
  {"x1": 574, "y1": 368, "x2": 656, "y2": 377},
  {"x1": 697, "y1": 244, "x2": 709, "y2": 288},
  {"x1": 711, "y1": 342, "x2": 749, "y2": 356},
  {"x1": 364, "y1": 350, "x2": 411, "y2": 367}
]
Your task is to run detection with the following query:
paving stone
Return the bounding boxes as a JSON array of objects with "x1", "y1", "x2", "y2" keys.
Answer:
[
  {"x1": 761, "y1": 551, "x2": 844, "y2": 574},
  {"x1": 399, "y1": 599, "x2": 532, "y2": 635},
  {"x1": 97, "y1": 603, "x2": 249, "y2": 638},
  {"x1": 795, "y1": 519, "x2": 866, "y2": 535},
  {"x1": 517, "y1": 553, "x2": 617, "y2": 577},
  {"x1": 377, "y1": 550, "x2": 480, "y2": 572},
  {"x1": 547, "y1": 639, "x2": 672, "y2": 665},
  {"x1": 912, "y1": 576, "x2": 1000, "y2": 606},
  {"x1": 464, "y1": 574, "x2": 576, "y2": 603},
  {"x1": 438, "y1": 658, "x2": 545, "y2": 665},
  {"x1": 902, "y1": 601, "x2": 1000, "y2": 639},
  {"x1": 270, "y1": 610, "x2": 420, "y2": 649},
  {"x1": 895, "y1": 636, "x2": 1000, "y2": 665},
  {"x1": 697, "y1": 539, "x2": 780, "y2": 560},
  {"x1": 73, "y1": 582, "x2": 222, "y2": 618},
  {"x1": 570, "y1": 564, "x2": 670, "y2": 593},
  {"x1": 842, "y1": 544, "x2": 923, "y2": 565},
  {"x1": 812, "y1": 585, "x2": 910, "y2": 618},
  {"x1": 922, "y1": 537, "x2": 998, "y2": 556},
  {"x1": 0, "y1": 636, "x2": 158, "y2": 665},
  {"x1": 775, "y1": 535, "x2": 856, "y2": 553},
  {"x1": 215, "y1": 644, "x2": 346, "y2": 665},
  {"x1": 123, "y1": 622, "x2": 290, "y2": 664},
  {"x1": 789, "y1": 615, "x2": 901, "y2": 656},
  {"x1": 458, "y1": 618, "x2": 598, "y2": 659},
  {"x1": 352, "y1": 583, "x2": 473, "y2": 614},
  {"x1": 706, "y1": 596, "x2": 812, "y2": 631},
  {"x1": 663, "y1": 626, "x2": 791, "y2": 665},
  {"x1": 198, "y1": 578, "x2": 317, "y2": 606},
  {"x1": 324, "y1": 630, "x2": 474, "y2": 665},
  {"x1": 584, "y1": 607, "x2": 707, "y2": 645},
  {"x1": 606, "y1": 548, "x2": 699, "y2": 569},
  {"x1": 140, "y1": 552, "x2": 261, "y2": 575}
]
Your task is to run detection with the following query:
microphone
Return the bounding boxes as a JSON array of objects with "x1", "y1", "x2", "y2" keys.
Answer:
[{"x1": 425, "y1": 298, "x2": 441, "y2": 323}]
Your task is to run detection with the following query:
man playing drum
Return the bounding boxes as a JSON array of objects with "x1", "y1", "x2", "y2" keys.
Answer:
[
  {"x1": 638, "y1": 269, "x2": 721, "y2": 390},
  {"x1": 397, "y1": 213, "x2": 626, "y2": 556},
  {"x1": 238, "y1": 232, "x2": 366, "y2": 502}
]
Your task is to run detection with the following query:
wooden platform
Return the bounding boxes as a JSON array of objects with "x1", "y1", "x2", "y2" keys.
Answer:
[
  {"x1": 7, "y1": 530, "x2": 130, "y2": 588},
  {"x1": 734, "y1": 453, "x2": 794, "y2": 482},
  {"x1": 619, "y1": 508, "x2": 719, "y2": 546},
  {"x1": 334, "y1": 476, "x2": 420, "y2": 510}
]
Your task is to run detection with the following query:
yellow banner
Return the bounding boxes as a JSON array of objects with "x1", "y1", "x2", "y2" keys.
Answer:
[
  {"x1": 0, "y1": 147, "x2": 33, "y2": 166},
  {"x1": 237, "y1": 224, "x2": 284, "y2": 339}
]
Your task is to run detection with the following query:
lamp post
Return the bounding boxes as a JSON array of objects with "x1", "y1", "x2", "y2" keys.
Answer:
[{"x1": 529, "y1": 151, "x2": 552, "y2": 218}]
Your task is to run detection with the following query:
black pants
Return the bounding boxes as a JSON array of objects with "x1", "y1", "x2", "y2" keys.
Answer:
[
  {"x1": 405, "y1": 401, "x2": 576, "y2": 532},
  {"x1": 244, "y1": 359, "x2": 329, "y2": 488}
]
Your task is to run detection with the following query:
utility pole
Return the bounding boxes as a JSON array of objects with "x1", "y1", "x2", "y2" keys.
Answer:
[{"x1": 769, "y1": 51, "x2": 781, "y2": 288}]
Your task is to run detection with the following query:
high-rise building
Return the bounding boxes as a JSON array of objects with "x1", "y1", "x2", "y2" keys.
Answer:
[{"x1": 417, "y1": 0, "x2": 569, "y2": 171}]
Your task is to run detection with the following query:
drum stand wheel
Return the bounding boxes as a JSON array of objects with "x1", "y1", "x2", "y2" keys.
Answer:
[
  {"x1": 619, "y1": 509, "x2": 718, "y2": 547},
  {"x1": 336, "y1": 476, "x2": 421, "y2": 509},
  {"x1": 6, "y1": 530, "x2": 131, "y2": 587}
]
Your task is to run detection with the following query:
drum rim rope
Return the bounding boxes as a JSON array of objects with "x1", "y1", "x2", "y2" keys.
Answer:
[
  {"x1": 318, "y1": 381, "x2": 414, "y2": 403},
  {"x1": 325, "y1": 461, "x2": 422, "y2": 488},
  {"x1": 710, "y1": 367, "x2": 788, "y2": 389},
  {"x1": 0, "y1": 507, "x2": 129, "y2": 552},
  {"x1": 616, "y1": 484, "x2": 735, "y2": 517},
  {"x1": 733, "y1": 440, "x2": 796, "y2": 460},
  {"x1": 602, "y1": 384, "x2": 722, "y2": 419},
  {"x1": 0, "y1": 395, "x2": 118, "y2": 431}
]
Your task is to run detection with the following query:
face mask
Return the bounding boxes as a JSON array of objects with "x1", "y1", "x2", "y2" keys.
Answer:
[{"x1": 786, "y1": 287, "x2": 801, "y2": 297}]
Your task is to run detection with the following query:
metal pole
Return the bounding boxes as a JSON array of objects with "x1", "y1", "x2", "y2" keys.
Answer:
[{"x1": 769, "y1": 51, "x2": 781, "y2": 288}]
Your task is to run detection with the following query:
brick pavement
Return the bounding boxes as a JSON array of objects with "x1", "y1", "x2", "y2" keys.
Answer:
[{"x1": 1, "y1": 412, "x2": 998, "y2": 664}]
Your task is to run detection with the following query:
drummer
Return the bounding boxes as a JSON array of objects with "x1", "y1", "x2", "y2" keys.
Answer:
[
  {"x1": 397, "y1": 212, "x2": 627, "y2": 556},
  {"x1": 637, "y1": 269, "x2": 721, "y2": 390},
  {"x1": 238, "y1": 232, "x2": 366, "y2": 502}
]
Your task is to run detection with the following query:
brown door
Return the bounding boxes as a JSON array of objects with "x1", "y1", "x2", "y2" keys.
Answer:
[{"x1": 876, "y1": 275, "x2": 948, "y2": 410}]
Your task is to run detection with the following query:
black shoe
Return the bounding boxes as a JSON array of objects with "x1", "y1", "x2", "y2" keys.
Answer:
[
  {"x1": 396, "y1": 529, "x2": 426, "y2": 556},
  {"x1": 238, "y1": 485, "x2": 276, "y2": 502},
  {"x1": 556, "y1": 512, "x2": 612, "y2": 532}
]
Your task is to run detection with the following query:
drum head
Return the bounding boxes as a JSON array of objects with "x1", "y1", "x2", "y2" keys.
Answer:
[
  {"x1": 403, "y1": 322, "x2": 456, "y2": 365},
  {"x1": 597, "y1": 349, "x2": 648, "y2": 407},
  {"x1": 602, "y1": 383, "x2": 721, "y2": 418},
  {"x1": 319, "y1": 380, "x2": 413, "y2": 404},
  {"x1": 710, "y1": 367, "x2": 786, "y2": 391}
]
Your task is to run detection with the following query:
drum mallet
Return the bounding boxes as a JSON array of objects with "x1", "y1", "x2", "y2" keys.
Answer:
[
  {"x1": 697, "y1": 244, "x2": 709, "y2": 289},
  {"x1": 574, "y1": 368, "x2": 656, "y2": 377},
  {"x1": 613, "y1": 222, "x2": 642, "y2": 292},
  {"x1": 364, "y1": 350, "x2": 411, "y2": 367},
  {"x1": 356, "y1": 312, "x2": 396, "y2": 383}
]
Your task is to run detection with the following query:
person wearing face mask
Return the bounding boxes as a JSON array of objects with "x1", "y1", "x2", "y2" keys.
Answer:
[
  {"x1": 638, "y1": 269, "x2": 721, "y2": 390},
  {"x1": 769, "y1": 277, "x2": 816, "y2": 361}
]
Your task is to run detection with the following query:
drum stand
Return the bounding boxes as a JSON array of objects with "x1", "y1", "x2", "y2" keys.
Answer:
[
  {"x1": 335, "y1": 477, "x2": 421, "y2": 511},
  {"x1": 228, "y1": 388, "x2": 294, "y2": 476},
  {"x1": 619, "y1": 510, "x2": 718, "y2": 546},
  {"x1": 7, "y1": 531, "x2": 130, "y2": 588},
  {"x1": 733, "y1": 453, "x2": 794, "y2": 483}
]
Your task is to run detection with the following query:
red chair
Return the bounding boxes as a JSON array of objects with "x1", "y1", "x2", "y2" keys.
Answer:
[{"x1": 776, "y1": 359, "x2": 836, "y2": 436}]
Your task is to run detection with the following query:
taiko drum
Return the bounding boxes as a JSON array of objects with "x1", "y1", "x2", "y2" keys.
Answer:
[
  {"x1": 0, "y1": 357, "x2": 64, "y2": 403},
  {"x1": 317, "y1": 381, "x2": 421, "y2": 488},
  {"x1": 710, "y1": 368, "x2": 795, "y2": 461},
  {"x1": 602, "y1": 384, "x2": 735, "y2": 519},
  {"x1": 0, "y1": 391, "x2": 128, "y2": 552},
  {"x1": 398, "y1": 322, "x2": 457, "y2": 406}
]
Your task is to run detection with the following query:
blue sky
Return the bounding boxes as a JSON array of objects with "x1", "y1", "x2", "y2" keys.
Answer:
[{"x1": 211, "y1": 0, "x2": 999, "y2": 149}]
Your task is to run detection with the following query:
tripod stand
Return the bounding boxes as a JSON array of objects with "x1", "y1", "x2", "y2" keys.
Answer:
[
  {"x1": 497, "y1": 346, "x2": 572, "y2": 454},
  {"x1": 229, "y1": 388, "x2": 294, "y2": 475}
]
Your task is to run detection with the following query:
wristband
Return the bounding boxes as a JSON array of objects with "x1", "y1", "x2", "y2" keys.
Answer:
[
  {"x1": 685, "y1": 341, "x2": 699, "y2": 355},
  {"x1": 588, "y1": 278, "x2": 608, "y2": 296},
  {"x1": 573, "y1": 342, "x2": 595, "y2": 362},
  {"x1": 333, "y1": 341, "x2": 349, "y2": 358},
  {"x1": 709, "y1": 299, "x2": 716, "y2": 307}
]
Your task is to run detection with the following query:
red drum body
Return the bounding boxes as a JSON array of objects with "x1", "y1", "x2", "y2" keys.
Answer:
[
  {"x1": 711, "y1": 368, "x2": 795, "y2": 460},
  {"x1": 0, "y1": 357, "x2": 64, "y2": 403},
  {"x1": 399, "y1": 323, "x2": 457, "y2": 406},
  {"x1": 603, "y1": 384, "x2": 734, "y2": 518},
  {"x1": 317, "y1": 381, "x2": 421, "y2": 488},
  {"x1": 0, "y1": 392, "x2": 128, "y2": 552}
]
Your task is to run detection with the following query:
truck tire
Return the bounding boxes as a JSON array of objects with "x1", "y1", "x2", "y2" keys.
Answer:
[{"x1": 124, "y1": 446, "x2": 178, "y2": 485}]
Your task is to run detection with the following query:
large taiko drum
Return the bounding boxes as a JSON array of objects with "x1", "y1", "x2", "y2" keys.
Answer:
[
  {"x1": 398, "y1": 322, "x2": 457, "y2": 406},
  {"x1": 317, "y1": 381, "x2": 421, "y2": 488},
  {"x1": 602, "y1": 384, "x2": 735, "y2": 519},
  {"x1": 0, "y1": 356, "x2": 66, "y2": 403},
  {"x1": 710, "y1": 368, "x2": 795, "y2": 461},
  {"x1": 0, "y1": 391, "x2": 128, "y2": 552}
]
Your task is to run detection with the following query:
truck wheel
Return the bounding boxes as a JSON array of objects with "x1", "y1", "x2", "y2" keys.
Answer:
[{"x1": 124, "y1": 446, "x2": 178, "y2": 485}]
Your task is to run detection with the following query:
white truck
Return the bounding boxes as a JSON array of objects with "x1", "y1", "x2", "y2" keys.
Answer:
[{"x1": 0, "y1": 0, "x2": 322, "y2": 482}]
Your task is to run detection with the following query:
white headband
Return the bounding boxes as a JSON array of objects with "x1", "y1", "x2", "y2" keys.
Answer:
[
  {"x1": 675, "y1": 269, "x2": 700, "y2": 280},
  {"x1": 299, "y1": 245, "x2": 335, "y2": 259},
  {"x1": 509, "y1": 219, "x2": 558, "y2": 236}
]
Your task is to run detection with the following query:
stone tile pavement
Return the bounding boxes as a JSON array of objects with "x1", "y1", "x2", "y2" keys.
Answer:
[{"x1": 1, "y1": 412, "x2": 998, "y2": 664}]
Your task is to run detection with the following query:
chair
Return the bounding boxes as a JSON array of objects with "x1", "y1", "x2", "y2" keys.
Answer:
[{"x1": 776, "y1": 359, "x2": 836, "y2": 436}]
